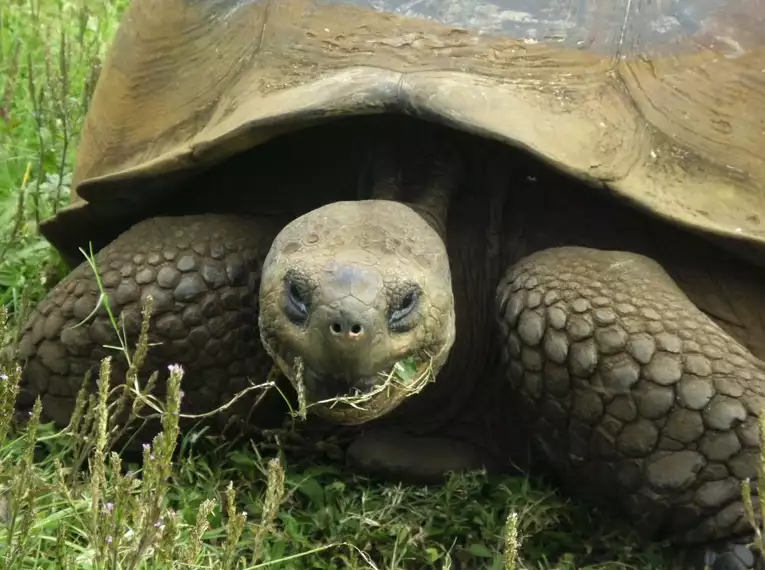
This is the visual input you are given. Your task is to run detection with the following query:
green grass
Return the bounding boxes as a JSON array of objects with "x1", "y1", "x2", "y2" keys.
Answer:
[
  {"x1": 0, "y1": 0, "x2": 127, "y2": 320},
  {"x1": 0, "y1": 1, "x2": 747, "y2": 568}
]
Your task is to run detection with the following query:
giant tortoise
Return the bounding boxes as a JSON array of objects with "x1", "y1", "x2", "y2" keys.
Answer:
[{"x1": 13, "y1": 0, "x2": 765, "y2": 567}]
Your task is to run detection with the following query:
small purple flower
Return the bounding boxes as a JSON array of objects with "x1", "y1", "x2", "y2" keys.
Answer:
[
  {"x1": 106, "y1": 536, "x2": 113, "y2": 544},
  {"x1": 103, "y1": 502, "x2": 114, "y2": 513},
  {"x1": 0, "y1": 373, "x2": 8, "y2": 381}
]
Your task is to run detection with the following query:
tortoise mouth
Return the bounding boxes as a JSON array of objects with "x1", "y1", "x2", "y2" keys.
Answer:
[
  {"x1": 264, "y1": 343, "x2": 437, "y2": 425},
  {"x1": 304, "y1": 355, "x2": 431, "y2": 399}
]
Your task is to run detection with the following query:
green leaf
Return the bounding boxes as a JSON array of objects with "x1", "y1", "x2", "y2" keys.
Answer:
[
  {"x1": 392, "y1": 357, "x2": 418, "y2": 384},
  {"x1": 425, "y1": 546, "x2": 442, "y2": 562},
  {"x1": 296, "y1": 477, "x2": 325, "y2": 509},
  {"x1": 467, "y1": 542, "x2": 494, "y2": 558}
]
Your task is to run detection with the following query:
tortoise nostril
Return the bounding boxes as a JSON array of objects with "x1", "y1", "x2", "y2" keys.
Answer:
[{"x1": 329, "y1": 321, "x2": 364, "y2": 336}]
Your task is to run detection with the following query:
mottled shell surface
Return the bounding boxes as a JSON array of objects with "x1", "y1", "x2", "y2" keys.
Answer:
[{"x1": 46, "y1": 0, "x2": 765, "y2": 260}]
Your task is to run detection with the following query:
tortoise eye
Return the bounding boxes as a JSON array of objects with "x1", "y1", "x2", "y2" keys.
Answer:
[
  {"x1": 284, "y1": 279, "x2": 309, "y2": 324},
  {"x1": 288, "y1": 282, "x2": 304, "y2": 305},
  {"x1": 389, "y1": 289, "x2": 419, "y2": 332},
  {"x1": 399, "y1": 292, "x2": 415, "y2": 312}
]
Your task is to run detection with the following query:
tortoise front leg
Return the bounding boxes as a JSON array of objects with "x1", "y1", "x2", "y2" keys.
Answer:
[
  {"x1": 495, "y1": 245, "x2": 765, "y2": 570},
  {"x1": 16, "y1": 213, "x2": 286, "y2": 434}
]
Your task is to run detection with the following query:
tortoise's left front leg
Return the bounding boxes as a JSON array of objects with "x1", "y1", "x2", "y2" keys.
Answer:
[{"x1": 495, "y1": 246, "x2": 765, "y2": 570}]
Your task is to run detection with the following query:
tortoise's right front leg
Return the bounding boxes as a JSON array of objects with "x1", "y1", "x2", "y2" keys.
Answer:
[
  {"x1": 495, "y1": 246, "x2": 765, "y2": 570},
  {"x1": 16, "y1": 213, "x2": 286, "y2": 431}
]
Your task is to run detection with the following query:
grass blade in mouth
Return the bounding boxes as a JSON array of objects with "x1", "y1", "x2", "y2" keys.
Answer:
[{"x1": 289, "y1": 354, "x2": 435, "y2": 419}]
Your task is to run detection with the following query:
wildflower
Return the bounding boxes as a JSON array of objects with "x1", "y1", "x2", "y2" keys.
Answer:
[
  {"x1": 142, "y1": 443, "x2": 155, "y2": 461},
  {"x1": 106, "y1": 536, "x2": 113, "y2": 544},
  {"x1": 103, "y1": 502, "x2": 114, "y2": 513},
  {"x1": 0, "y1": 373, "x2": 7, "y2": 381}
]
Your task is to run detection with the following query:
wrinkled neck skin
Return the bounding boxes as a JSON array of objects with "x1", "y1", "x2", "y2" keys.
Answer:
[
  {"x1": 363, "y1": 146, "x2": 454, "y2": 242},
  {"x1": 370, "y1": 147, "x2": 512, "y2": 448},
  {"x1": 352, "y1": 147, "x2": 475, "y2": 427}
]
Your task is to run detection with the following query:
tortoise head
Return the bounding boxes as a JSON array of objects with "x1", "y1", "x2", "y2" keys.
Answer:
[{"x1": 258, "y1": 199, "x2": 455, "y2": 424}]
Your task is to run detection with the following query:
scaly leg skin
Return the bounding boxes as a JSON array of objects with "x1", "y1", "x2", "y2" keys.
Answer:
[
  {"x1": 16, "y1": 214, "x2": 286, "y2": 436},
  {"x1": 496, "y1": 246, "x2": 765, "y2": 570}
]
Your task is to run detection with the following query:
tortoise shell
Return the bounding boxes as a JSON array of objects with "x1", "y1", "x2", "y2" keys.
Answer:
[{"x1": 42, "y1": 0, "x2": 765, "y2": 263}]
